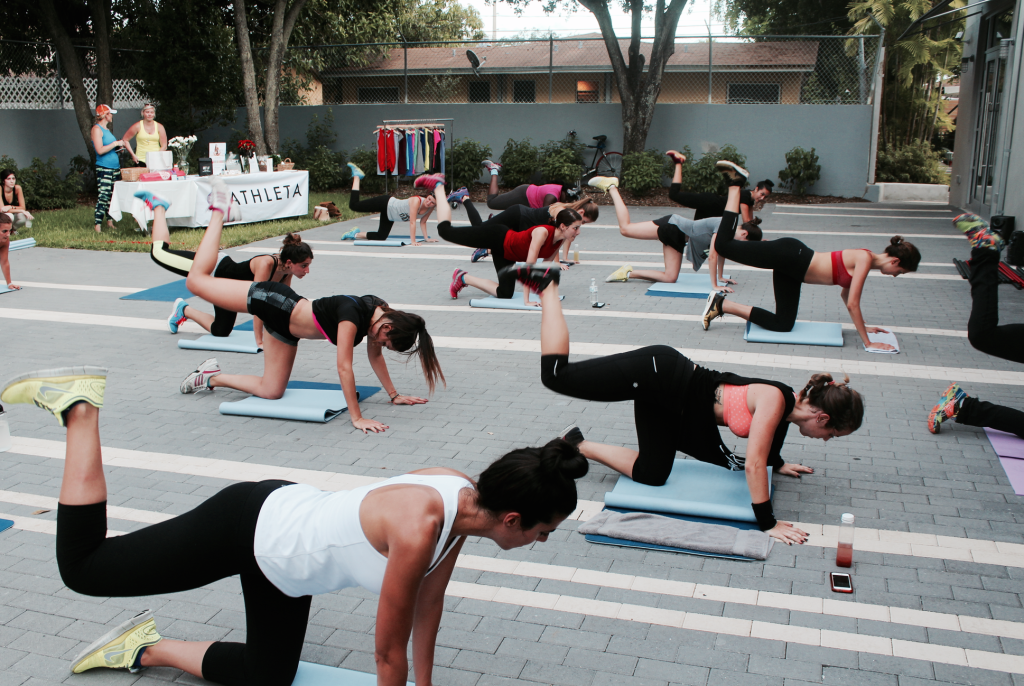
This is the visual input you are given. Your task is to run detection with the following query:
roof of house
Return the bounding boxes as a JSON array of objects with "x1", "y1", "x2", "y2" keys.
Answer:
[{"x1": 329, "y1": 39, "x2": 820, "y2": 76}]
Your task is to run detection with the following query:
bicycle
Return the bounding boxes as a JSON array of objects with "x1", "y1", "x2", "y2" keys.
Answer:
[{"x1": 566, "y1": 130, "x2": 622, "y2": 196}]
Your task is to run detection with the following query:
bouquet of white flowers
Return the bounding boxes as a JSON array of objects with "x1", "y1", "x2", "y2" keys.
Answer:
[{"x1": 167, "y1": 135, "x2": 197, "y2": 173}]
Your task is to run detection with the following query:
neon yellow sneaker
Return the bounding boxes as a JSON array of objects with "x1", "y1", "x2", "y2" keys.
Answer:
[
  {"x1": 1, "y1": 366, "x2": 106, "y2": 427},
  {"x1": 71, "y1": 610, "x2": 162, "y2": 674},
  {"x1": 588, "y1": 176, "x2": 619, "y2": 193},
  {"x1": 606, "y1": 265, "x2": 633, "y2": 282}
]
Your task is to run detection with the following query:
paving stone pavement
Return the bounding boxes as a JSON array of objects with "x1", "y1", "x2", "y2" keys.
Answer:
[{"x1": 1, "y1": 199, "x2": 1023, "y2": 686}]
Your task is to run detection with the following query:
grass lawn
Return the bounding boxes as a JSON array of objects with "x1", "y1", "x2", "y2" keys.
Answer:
[{"x1": 14, "y1": 191, "x2": 361, "y2": 253}]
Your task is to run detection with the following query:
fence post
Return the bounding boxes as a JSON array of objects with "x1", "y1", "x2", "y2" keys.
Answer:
[
  {"x1": 858, "y1": 36, "x2": 867, "y2": 104},
  {"x1": 404, "y1": 44, "x2": 408, "y2": 104},
  {"x1": 549, "y1": 36, "x2": 553, "y2": 104},
  {"x1": 707, "y1": 36, "x2": 713, "y2": 104}
]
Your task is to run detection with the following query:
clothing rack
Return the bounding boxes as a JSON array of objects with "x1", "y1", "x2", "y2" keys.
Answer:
[{"x1": 379, "y1": 118, "x2": 454, "y2": 194}]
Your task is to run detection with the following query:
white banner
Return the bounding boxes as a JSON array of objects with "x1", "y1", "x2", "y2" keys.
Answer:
[{"x1": 190, "y1": 170, "x2": 309, "y2": 227}]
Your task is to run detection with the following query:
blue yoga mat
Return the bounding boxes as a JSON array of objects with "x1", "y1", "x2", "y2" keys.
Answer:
[
  {"x1": 292, "y1": 662, "x2": 412, "y2": 686},
  {"x1": 676, "y1": 272, "x2": 729, "y2": 285},
  {"x1": 235, "y1": 319, "x2": 254, "y2": 331},
  {"x1": 121, "y1": 279, "x2": 194, "y2": 302},
  {"x1": 646, "y1": 283, "x2": 711, "y2": 299},
  {"x1": 604, "y1": 459, "x2": 772, "y2": 523},
  {"x1": 219, "y1": 382, "x2": 381, "y2": 422},
  {"x1": 0, "y1": 285, "x2": 16, "y2": 295},
  {"x1": 0, "y1": 519, "x2": 13, "y2": 534},
  {"x1": 179, "y1": 330, "x2": 261, "y2": 354},
  {"x1": 355, "y1": 239, "x2": 408, "y2": 247},
  {"x1": 584, "y1": 507, "x2": 760, "y2": 561},
  {"x1": 9, "y1": 237, "x2": 36, "y2": 251},
  {"x1": 469, "y1": 293, "x2": 563, "y2": 310},
  {"x1": 744, "y1": 321, "x2": 844, "y2": 347}
]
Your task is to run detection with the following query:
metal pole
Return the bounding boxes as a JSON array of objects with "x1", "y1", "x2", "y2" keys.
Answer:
[
  {"x1": 858, "y1": 37, "x2": 867, "y2": 104},
  {"x1": 707, "y1": 35, "x2": 713, "y2": 104},
  {"x1": 404, "y1": 45, "x2": 408, "y2": 104},
  {"x1": 549, "y1": 37, "x2": 554, "y2": 104},
  {"x1": 867, "y1": 46, "x2": 885, "y2": 185}
]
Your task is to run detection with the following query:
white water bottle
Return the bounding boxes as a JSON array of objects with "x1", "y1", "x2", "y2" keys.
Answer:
[
  {"x1": 0, "y1": 406, "x2": 11, "y2": 453},
  {"x1": 590, "y1": 278, "x2": 598, "y2": 306}
]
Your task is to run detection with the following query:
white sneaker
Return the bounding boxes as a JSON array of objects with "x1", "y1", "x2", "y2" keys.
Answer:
[
  {"x1": 207, "y1": 180, "x2": 240, "y2": 222},
  {"x1": 180, "y1": 358, "x2": 221, "y2": 394},
  {"x1": 481, "y1": 159, "x2": 502, "y2": 172},
  {"x1": 588, "y1": 176, "x2": 618, "y2": 193}
]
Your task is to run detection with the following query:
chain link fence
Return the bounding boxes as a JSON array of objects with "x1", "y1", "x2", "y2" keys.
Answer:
[{"x1": 1, "y1": 35, "x2": 879, "y2": 110}]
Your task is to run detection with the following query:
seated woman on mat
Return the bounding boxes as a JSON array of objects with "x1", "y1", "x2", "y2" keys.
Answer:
[
  {"x1": 703, "y1": 161, "x2": 920, "y2": 352},
  {"x1": 180, "y1": 179, "x2": 443, "y2": 434},
  {"x1": 480, "y1": 159, "x2": 579, "y2": 210},
  {"x1": 434, "y1": 182, "x2": 582, "y2": 306},
  {"x1": 0, "y1": 366, "x2": 587, "y2": 686},
  {"x1": 0, "y1": 213, "x2": 20, "y2": 291},
  {"x1": 665, "y1": 150, "x2": 771, "y2": 224},
  {"x1": 500, "y1": 262, "x2": 865, "y2": 545},
  {"x1": 586, "y1": 174, "x2": 760, "y2": 288},
  {"x1": 137, "y1": 191, "x2": 312, "y2": 346},
  {"x1": 339, "y1": 164, "x2": 437, "y2": 244}
]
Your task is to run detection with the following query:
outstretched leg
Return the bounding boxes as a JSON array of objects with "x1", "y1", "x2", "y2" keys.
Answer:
[
  {"x1": 966, "y1": 246, "x2": 1024, "y2": 363},
  {"x1": 184, "y1": 184, "x2": 250, "y2": 314}
]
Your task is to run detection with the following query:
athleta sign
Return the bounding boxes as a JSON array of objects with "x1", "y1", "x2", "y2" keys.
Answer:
[{"x1": 191, "y1": 170, "x2": 309, "y2": 226}]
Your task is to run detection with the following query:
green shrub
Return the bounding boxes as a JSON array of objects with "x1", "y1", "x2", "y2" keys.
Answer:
[
  {"x1": 875, "y1": 141, "x2": 948, "y2": 185},
  {"x1": 281, "y1": 109, "x2": 348, "y2": 191},
  {"x1": 0, "y1": 155, "x2": 80, "y2": 210},
  {"x1": 541, "y1": 148, "x2": 582, "y2": 187},
  {"x1": 679, "y1": 144, "x2": 748, "y2": 195},
  {"x1": 447, "y1": 139, "x2": 491, "y2": 190},
  {"x1": 621, "y1": 149, "x2": 665, "y2": 196},
  {"x1": 499, "y1": 138, "x2": 539, "y2": 188},
  {"x1": 778, "y1": 146, "x2": 821, "y2": 196},
  {"x1": 347, "y1": 147, "x2": 385, "y2": 193},
  {"x1": 68, "y1": 155, "x2": 96, "y2": 195}
]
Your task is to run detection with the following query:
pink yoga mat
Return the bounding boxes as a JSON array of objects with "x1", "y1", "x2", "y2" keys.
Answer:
[
  {"x1": 999, "y1": 456, "x2": 1024, "y2": 496},
  {"x1": 987, "y1": 428, "x2": 1024, "y2": 459}
]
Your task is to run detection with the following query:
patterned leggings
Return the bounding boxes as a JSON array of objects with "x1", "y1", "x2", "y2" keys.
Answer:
[{"x1": 94, "y1": 167, "x2": 120, "y2": 226}]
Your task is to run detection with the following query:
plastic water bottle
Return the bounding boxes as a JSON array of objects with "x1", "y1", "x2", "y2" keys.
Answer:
[
  {"x1": 0, "y1": 406, "x2": 11, "y2": 453},
  {"x1": 836, "y1": 513, "x2": 855, "y2": 567},
  {"x1": 590, "y1": 278, "x2": 598, "y2": 306},
  {"x1": 573, "y1": 244, "x2": 580, "y2": 263}
]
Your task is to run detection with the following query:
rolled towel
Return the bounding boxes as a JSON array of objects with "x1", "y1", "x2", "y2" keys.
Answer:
[{"x1": 579, "y1": 510, "x2": 774, "y2": 560}]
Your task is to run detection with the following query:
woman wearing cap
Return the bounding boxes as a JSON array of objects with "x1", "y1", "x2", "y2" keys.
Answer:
[
  {"x1": 121, "y1": 103, "x2": 167, "y2": 167},
  {"x1": 91, "y1": 104, "x2": 135, "y2": 233}
]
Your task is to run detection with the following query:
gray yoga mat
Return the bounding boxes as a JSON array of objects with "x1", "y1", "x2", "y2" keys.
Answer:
[
  {"x1": 179, "y1": 330, "x2": 262, "y2": 354},
  {"x1": 292, "y1": 662, "x2": 412, "y2": 686},
  {"x1": 219, "y1": 383, "x2": 381, "y2": 423},
  {"x1": 744, "y1": 321, "x2": 844, "y2": 347}
]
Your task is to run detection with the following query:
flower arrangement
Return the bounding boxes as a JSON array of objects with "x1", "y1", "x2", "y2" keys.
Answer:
[
  {"x1": 167, "y1": 135, "x2": 197, "y2": 173},
  {"x1": 237, "y1": 139, "x2": 257, "y2": 155}
]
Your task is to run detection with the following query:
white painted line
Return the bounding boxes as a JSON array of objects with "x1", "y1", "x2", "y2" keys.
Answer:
[
  {"x1": 0, "y1": 511, "x2": 125, "y2": 537},
  {"x1": 15, "y1": 281, "x2": 139, "y2": 294},
  {"x1": 774, "y1": 206, "x2": 952, "y2": 213},
  {"x1": 761, "y1": 229, "x2": 961, "y2": 239},
  {"x1": 772, "y1": 212, "x2": 953, "y2": 220},
  {"x1": 0, "y1": 307, "x2": 206, "y2": 334}
]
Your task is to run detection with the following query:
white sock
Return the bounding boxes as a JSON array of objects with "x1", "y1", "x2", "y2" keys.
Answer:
[{"x1": 490, "y1": 169, "x2": 498, "y2": 176}]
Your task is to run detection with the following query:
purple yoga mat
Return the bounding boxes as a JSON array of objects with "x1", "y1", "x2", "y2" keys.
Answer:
[
  {"x1": 987, "y1": 428, "x2": 1024, "y2": 459},
  {"x1": 999, "y1": 456, "x2": 1024, "y2": 496}
]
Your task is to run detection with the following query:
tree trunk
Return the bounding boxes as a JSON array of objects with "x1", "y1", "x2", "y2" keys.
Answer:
[
  {"x1": 30, "y1": 0, "x2": 97, "y2": 158},
  {"x1": 233, "y1": 0, "x2": 268, "y2": 156},
  {"x1": 262, "y1": 0, "x2": 310, "y2": 154},
  {"x1": 88, "y1": 0, "x2": 113, "y2": 108},
  {"x1": 579, "y1": 0, "x2": 687, "y2": 156}
]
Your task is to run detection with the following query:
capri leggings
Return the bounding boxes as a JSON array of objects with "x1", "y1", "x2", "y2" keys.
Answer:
[
  {"x1": 57, "y1": 480, "x2": 309, "y2": 686},
  {"x1": 966, "y1": 246, "x2": 1024, "y2": 363},
  {"x1": 668, "y1": 184, "x2": 727, "y2": 220},
  {"x1": 348, "y1": 190, "x2": 395, "y2": 240},
  {"x1": 487, "y1": 184, "x2": 532, "y2": 211},
  {"x1": 94, "y1": 167, "x2": 120, "y2": 225},
  {"x1": 438, "y1": 220, "x2": 517, "y2": 297},
  {"x1": 714, "y1": 210, "x2": 813, "y2": 332}
]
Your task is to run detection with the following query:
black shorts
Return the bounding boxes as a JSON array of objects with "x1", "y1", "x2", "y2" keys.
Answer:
[
  {"x1": 653, "y1": 216, "x2": 688, "y2": 255},
  {"x1": 247, "y1": 281, "x2": 303, "y2": 346}
]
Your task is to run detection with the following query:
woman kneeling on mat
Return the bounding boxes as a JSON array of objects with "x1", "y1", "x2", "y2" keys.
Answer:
[
  {"x1": 435, "y1": 182, "x2": 582, "y2": 306},
  {"x1": 139, "y1": 191, "x2": 313, "y2": 346},
  {"x1": 180, "y1": 180, "x2": 443, "y2": 434},
  {"x1": 340, "y1": 164, "x2": 438, "y2": 244},
  {"x1": 587, "y1": 174, "x2": 759, "y2": 289},
  {"x1": 703, "y1": 161, "x2": 920, "y2": 351},
  {"x1": 0, "y1": 367, "x2": 587, "y2": 686},
  {"x1": 499, "y1": 263, "x2": 864, "y2": 545}
]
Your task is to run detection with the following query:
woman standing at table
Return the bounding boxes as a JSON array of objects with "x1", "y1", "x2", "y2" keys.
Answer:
[
  {"x1": 91, "y1": 104, "x2": 135, "y2": 233},
  {"x1": 121, "y1": 103, "x2": 167, "y2": 167}
]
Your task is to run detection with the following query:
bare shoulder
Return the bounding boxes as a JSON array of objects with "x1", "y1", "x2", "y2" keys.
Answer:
[{"x1": 408, "y1": 467, "x2": 475, "y2": 484}]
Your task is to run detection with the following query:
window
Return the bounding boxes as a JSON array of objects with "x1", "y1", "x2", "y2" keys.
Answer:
[
  {"x1": 357, "y1": 86, "x2": 399, "y2": 104},
  {"x1": 727, "y1": 84, "x2": 780, "y2": 104},
  {"x1": 576, "y1": 80, "x2": 599, "y2": 103},
  {"x1": 513, "y1": 80, "x2": 536, "y2": 103},
  {"x1": 469, "y1": 81, "x2": 491, "y2": 103}
]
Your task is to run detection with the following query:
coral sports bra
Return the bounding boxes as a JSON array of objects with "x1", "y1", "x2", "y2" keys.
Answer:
[
  {"x1": 722, "y1": 385, "x2": 753, "y2": 438},
  {"x1": 831, "y1": 249, "x2": 872, "y2": 289}
]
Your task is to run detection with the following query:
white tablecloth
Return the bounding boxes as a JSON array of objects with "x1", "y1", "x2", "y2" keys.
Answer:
[{"x1": 109, "y1": 170, "x2": 310, "y2": 228}]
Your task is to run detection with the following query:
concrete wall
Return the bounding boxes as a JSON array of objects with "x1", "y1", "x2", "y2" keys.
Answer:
[{"x1": 2, "y1": 101, "x2": 873, "y2": 197}]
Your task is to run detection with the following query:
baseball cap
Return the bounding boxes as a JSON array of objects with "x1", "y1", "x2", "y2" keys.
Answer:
[{"x1": 95, "y1": 104, "x2": 118, "y2": 116}]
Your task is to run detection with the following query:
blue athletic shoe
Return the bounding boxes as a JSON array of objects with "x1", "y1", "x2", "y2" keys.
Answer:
[
  {"x1": 134, "y1": 190, "x2": 170, "y2": 211},
  {"x1": 167, "y1": 298, "x2": 188, "y2": 334},
  {"x1": 447, "y1": 187, "x2": 469, "y2": 205},
  {"x1": 471, "y1": 248, "x2": 488, "y2": 263},
  {"x1": 346, "y1": 163, "x2": 365, "y2": 180},
  {"x1": 341, "y1": 228, "x2": 359, "y2": 241}
]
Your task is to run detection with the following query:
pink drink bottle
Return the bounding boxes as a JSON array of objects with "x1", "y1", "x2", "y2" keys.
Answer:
[{"x1": 836, "y1": 513, "x2": 855, "y2": 567}]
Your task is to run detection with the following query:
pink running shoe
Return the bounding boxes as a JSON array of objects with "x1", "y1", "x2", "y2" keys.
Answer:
[
  {"x1": 450, "y1": 269, "x2": 467, "y2": 299},
  {"x1": 414, "y1": 173, "x2": 445, "y2": 190}
]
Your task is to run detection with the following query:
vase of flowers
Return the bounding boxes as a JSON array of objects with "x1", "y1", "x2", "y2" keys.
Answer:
[
  {"x1": 168, "y1": 135, "x2": 197, "y2": 175},
  {"x1": 237, "y1": 140, "x2": 257, "y2": 173}
]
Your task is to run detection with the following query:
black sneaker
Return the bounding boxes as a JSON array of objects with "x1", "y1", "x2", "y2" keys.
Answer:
[
  {"x1": 716, "y1": 160, "x2": 749, "y2": 186},
  {"x1": 560, "y1": 423, "x2": 584, "y2": 448},
  {"x1": 499, "y1": 264, "x2": 561, "y2": 295},
  {"x1": 702, "y1": 291, "x2": 725, "y2": 331}
]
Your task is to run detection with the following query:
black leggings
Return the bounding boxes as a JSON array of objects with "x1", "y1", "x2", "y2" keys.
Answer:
[
  {"x1": 57, "y1": 480, "x2": 309, "y2": 686},
  {"x1": 956, "y1": 396, "x2": 1024, "y2": 438},
  {"x1": 487, "y1": 184, "x2": 531, "y2": 210},
  {"x1": 437, "y1": 220, "x2": 517, "y2": 297},
  {"x1": 715, "y1": 211, "x2": 813, "y2": 332},
  {"x1": 967, "y1": 247, "x2": 1024, "y2": 363},
  {"x1": 150, "y1": 245, "x2": 250, "y2": 337},
  {"x1": 348, "y1": 190, "x2": 394, "y2": 240},
  {"x1": 669, "y1": 184, "x2": 727, "y2": 220}
]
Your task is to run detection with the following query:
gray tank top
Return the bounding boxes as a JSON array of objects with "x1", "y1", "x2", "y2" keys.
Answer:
[{"x1": 386, "y1": 197, "x2": 412, "y2": 222}]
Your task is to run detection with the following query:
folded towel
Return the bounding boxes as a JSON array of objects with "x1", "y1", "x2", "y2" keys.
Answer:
[{"x1": 579, "y1": 510, "x2": 774, "y2": 560}]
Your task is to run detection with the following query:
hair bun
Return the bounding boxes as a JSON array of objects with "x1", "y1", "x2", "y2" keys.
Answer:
[
  {"x1": 282, "y1": 232, "x2": 302, "y2": 246},
  {"x1": 541, "y1": 438, "x2": 590, "y2": 480},
  {"x1": 890, "y1": 235, "x2": 904, "y2": 246}
]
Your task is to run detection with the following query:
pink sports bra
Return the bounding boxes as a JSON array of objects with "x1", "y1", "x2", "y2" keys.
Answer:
[
  {"x1": 722, "y1": 384, "x2": 753, "y2": 438},
  {"x1": 831, "y1": 249, "x2": 872, "y2": 289}
]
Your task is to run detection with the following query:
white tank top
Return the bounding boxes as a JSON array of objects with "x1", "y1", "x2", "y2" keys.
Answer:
[{"x1": 253, "y1": 474, "x2": 471, "y2": 598}]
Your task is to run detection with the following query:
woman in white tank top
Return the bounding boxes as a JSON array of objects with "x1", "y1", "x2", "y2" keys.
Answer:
[{"x1": 8, "y1": 366, "x2": 590, "y2": 686}]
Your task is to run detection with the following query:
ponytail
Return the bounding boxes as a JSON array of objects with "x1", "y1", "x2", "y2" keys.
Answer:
[
  {"x1": 380, "y1": 308, "x2": 445, "y2": 394},
  {"x1": 799, "y1": 373, "x2": 864, "y2": 432},
  {"x1": 280, "y1": 233, "x2": 313, "y2": 265},
  {"x1": 883, "y1": 235, "x2": 921, "y2": 272},
  {"x1": 554, "y1": 208, "x2": 582, "y2": 229}
]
